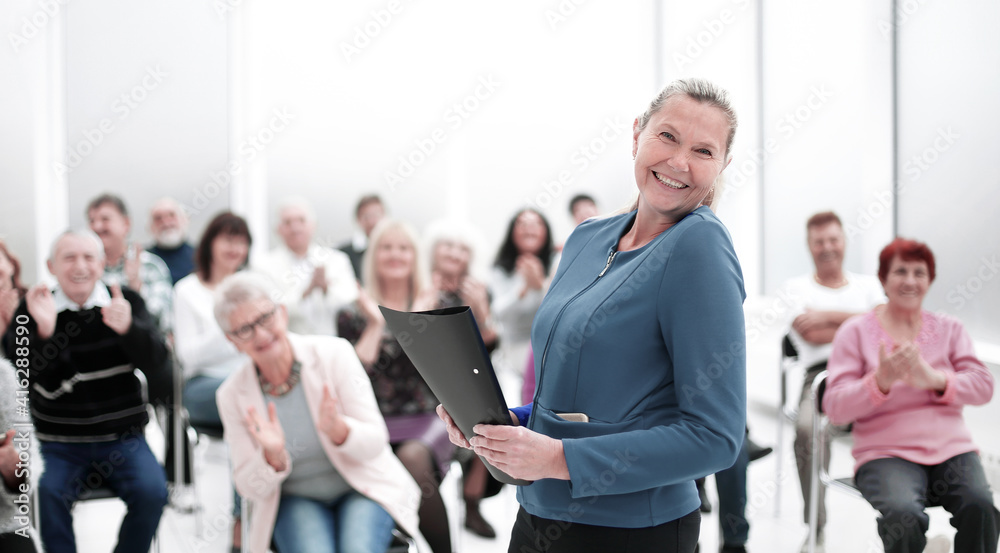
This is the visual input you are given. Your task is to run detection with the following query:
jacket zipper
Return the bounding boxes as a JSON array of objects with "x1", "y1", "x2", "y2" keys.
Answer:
[{"x1": 531, "y1": 250, "x2": 617, "y2": 429}]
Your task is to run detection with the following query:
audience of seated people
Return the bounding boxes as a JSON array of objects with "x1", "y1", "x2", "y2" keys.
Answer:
[
  {"x1": 2, "y1": 229, "x2": 169, "y2": 553},
  {"x1": 3, "y1": 193, "x2": 996, "y2": 553},
  {"x1": 255, "y1": 197, "x2": 357, "y2": 337}
]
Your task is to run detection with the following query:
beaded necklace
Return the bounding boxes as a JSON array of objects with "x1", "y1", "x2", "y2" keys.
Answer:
[{"x1": 258, "y1": 360, "x2": 302, "y2": 397}]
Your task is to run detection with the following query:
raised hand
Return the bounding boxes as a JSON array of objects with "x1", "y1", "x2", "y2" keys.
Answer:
[
  {"x1": 459, "y1": 277, "x2": 490, "y2": 322},
  {"x1": 124, "y1": 244, "x2": 142, "y2": 292},
  {"x1": 876, "y1": 341, "x2": 919, "y2": 393},
  {"x1": 25, "y1": 283, "x2": 56, "y2": 340},
  {"x1": 895, "y1": 342, "x2": 946, "y2": 392},
  {"x1": 101, "y1": 284, "x2": 133, "y2": 335},
  {"x1": 246, "y1": 402, "x2": 287, "y2": 471},
  {"x1": 356, "y1": 286, "x2": 384, "y2": 325},
  {"x1": 516, "y1": 254, "x2": 545, "y2": 292},
  {"x1": 0, "y1": 429, "x2": 23, "y2": 490},
  {"x1": 317, "y1": 384, "x2": 349, "y2": 445},
  {"x1": 304, "y1": 265, "x2": 327, "y2": 298},
  {"x1": 411, "y1": 287, "x2": 439, "y2": 312},
  {"x1": 0, "y1": 286, "x2": 20, "y2": 335}
]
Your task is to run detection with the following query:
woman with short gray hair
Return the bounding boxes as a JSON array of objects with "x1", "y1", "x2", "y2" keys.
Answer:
[{"x1": 214, "y1": 272, "x2": 425, "y2": 553}]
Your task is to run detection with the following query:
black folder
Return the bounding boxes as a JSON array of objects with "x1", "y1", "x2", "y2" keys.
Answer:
[{"x1": 379, "y1": 305, "x2": 531, "y2": 486}]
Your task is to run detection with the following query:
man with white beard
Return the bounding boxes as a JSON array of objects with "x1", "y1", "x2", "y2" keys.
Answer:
[{"x1": 148, "y1": 197, "x2": 196, "y2": 285}]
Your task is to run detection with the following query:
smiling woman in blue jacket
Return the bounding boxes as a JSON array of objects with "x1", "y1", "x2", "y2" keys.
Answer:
[{"x1": 439, "y1": 78, "x2": 747, "y2": 553}]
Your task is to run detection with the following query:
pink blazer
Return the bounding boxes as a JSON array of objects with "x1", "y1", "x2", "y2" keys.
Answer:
[{"x1": 216, "y1": 333, "x2": 424, "y2": 553}]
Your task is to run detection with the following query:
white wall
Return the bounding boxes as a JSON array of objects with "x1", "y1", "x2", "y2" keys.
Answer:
[
  {"x1": 657, "y1": 0, "x2": 762, "y2": 296},
  {"x1": 896, "y1": 0, "x2": 1000, "y2": 346},
  {"x1": 1, "y1": 0, "x2": 998, "y2": 348},
  {"x1": 62, "y1": 0, "x2": 229, "y2": 245},
  {"x1": 249, "y1": 0, "x2": 654, "y2": 260},
  {"x1": 760, "y1": 0, "x2": 894, "y2": 294}
]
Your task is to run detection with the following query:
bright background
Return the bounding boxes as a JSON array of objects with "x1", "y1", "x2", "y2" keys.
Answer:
[{"x1": 1, "y1": 0, "x2": 998, "y2": 354}]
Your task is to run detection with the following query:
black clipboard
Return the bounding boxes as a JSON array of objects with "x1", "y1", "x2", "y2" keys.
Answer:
[{"x1": 379, "y1": 305, "x2": 531, "y2": 486}]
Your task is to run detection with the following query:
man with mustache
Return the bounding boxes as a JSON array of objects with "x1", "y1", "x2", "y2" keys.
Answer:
[{"x1": 86, "y1": 194, "x2": 173, "y2": 336}]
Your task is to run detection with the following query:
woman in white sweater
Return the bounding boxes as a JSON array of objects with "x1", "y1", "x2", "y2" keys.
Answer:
[{"x1": 174, "y1": 211, "x2": 253, "y2": 428}]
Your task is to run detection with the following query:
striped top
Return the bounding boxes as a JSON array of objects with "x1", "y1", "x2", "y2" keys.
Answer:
[{"x1": 6, "y1": 284, "x2": 169, "y2": 442}]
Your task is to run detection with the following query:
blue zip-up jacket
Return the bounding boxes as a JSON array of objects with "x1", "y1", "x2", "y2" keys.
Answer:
[{"x1": 514, "y1": 206, "x2": 747, "y2": 528}]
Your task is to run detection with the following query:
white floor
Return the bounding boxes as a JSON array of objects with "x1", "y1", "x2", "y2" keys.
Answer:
[{"x1": 65, "y1": 302, "x2": 999, "y2": 552}]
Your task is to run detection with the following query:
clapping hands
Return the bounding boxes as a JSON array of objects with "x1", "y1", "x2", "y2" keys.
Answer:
[
  {"x1": 875, "y1": 341, "x2": 946, "y2": 394},
  {"x1": 246, "y1": 402, "x2": 287, "y2": 471}
]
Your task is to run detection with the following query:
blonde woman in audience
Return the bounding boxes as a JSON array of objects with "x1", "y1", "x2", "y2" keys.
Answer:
[
  {"x1": 214, "y1": 272, "x2": 425, "y2": 553},
  {"x1": 337, "y1": 219, "x2": 453, "y2": 553}
]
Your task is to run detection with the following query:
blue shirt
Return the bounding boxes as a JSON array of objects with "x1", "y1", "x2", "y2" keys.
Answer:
[{"x1": 516, "y1": 207, "x2": 747, "y2": 528}]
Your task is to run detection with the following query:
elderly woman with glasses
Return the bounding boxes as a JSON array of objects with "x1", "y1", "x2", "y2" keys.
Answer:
[{"x1": 214, "y1": 272, "x2": 425, "y2": 553}]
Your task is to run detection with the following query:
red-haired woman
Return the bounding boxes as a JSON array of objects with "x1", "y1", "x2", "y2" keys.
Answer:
[{"x1": 824, "y1": 238, "x2": 999, "y2": 553}]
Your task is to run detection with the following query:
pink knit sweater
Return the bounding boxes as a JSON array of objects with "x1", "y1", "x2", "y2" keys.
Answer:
[{"x1": 823, "y1": 310, "x2": 994, "y2": 472}]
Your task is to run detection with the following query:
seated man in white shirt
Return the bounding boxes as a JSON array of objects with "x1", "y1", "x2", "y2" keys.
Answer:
[
  {"x1": 783, "y1": 211, "x2": 885, "y2": 552},
  {"x1": 255, "y1": 197, "x2": 357, "y2": 336}
]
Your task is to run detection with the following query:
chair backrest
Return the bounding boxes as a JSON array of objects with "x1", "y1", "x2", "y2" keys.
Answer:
[
  {"x1": 813, "y1": 371, "x2": 828, "y2": 415},
  {"x1": 782, "y1": 333, "x2": 799, "y2": 360}
]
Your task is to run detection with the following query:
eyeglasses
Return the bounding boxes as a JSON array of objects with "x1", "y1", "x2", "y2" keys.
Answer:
[{"x1": 227, "y1": 307, "x2": 278, "y2": 342}]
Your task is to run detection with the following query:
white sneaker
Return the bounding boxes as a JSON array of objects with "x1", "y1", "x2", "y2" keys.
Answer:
[
  {"x1": 925, "y1": 534, "x2": 952, "y2": 553},
  {"x1": 799, "y1": 530, "x2": 824, "y2": 553}
]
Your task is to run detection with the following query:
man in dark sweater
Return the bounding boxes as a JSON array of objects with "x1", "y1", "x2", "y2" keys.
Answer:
[{"x1": 3, "y1": 229, "x2": 168, "y2": 553}]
